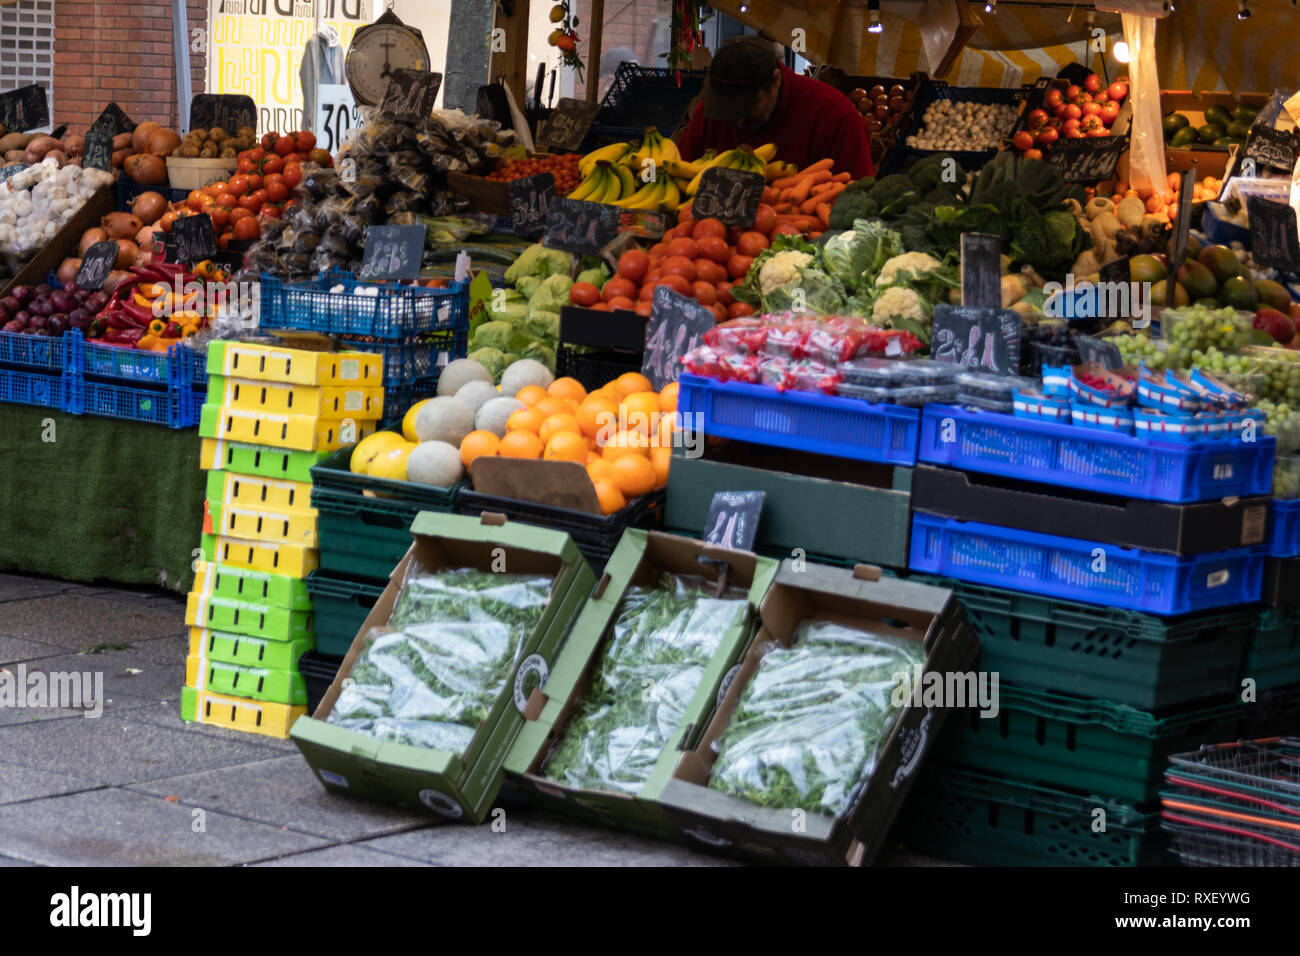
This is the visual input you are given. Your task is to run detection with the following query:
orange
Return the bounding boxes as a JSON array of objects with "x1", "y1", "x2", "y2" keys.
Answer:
[
  {"x1": 650, "y1": 446, "x2": 671, "y2": 488},
  {"x1": 577, "y1": 395, "x2": 619, "y2": 441},
  {"x1": 544, "y1": 431, "x2": 588, "y2": 462},
  {"x1": 592, "y1": 479, "x2": 627, "y2": 516},
  {"x1": 564, "y1": 398, "x2": 581, "y2": 414},
  {"x1": 586, "y1": 451, "x2": 601, "y2": 466},
  {"x1": 654, "y1": 413, "x2": 677, "y2": 449},
  {"x1": 602, "y1": 430, "x2": 650, "y2": 461},
  {"x1": 587, "y1": 457, "x2": 613, "y2": 483},
  {"x1": 532, "y1": 397, "x2": 567, "y2": 418},
  {"x1": 538, "y1": 412, "x2": 581, "y2": 445},
  {"x1": 611, "y1": 371, "x2": 653, "y2": 398},
  {"x1": 459, "y1": 430, "x2": 500, "y2": 468},
  {"x1": 515, "y1": 385, "x2": 549, "y2": 407},
  {"x1": 498, "y1": 431, "x2": 544, "y2": 459},
  {"x1": 620, "y1": 391, "x2": 661, "y2": 436},
  {"x1": 609, "y1": 454, "x2": 657, "y2": 498},
  {"x1": 659, "y1": 381, "x2": 678, "y2": 414},
  {"x1": 547, "y1": 376, "x2": 587, "y2": 403},
  {"x1": 506, "y1": 406, "x2": 546, "y2": 434}
]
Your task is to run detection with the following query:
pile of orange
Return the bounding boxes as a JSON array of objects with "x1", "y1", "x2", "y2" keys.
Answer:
[{"x1": 457, "y1": 371, "x2": 680, "y2": 515}]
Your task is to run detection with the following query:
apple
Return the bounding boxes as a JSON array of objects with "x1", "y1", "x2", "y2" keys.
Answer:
[
  {"x1": 1064, "y1": 103, "x2": 1083, "y2": 121},
  {"x1": 1084, "y1": 73, "x2": 1102, "y2": 93},
  {"x1": 1255, "y1": 308, "x2": 1296, "y2": 344},
  {"x1": 1082, "y1": 101, "x2": 1103, "y2": 118},
  {"x1": 1013, "y1": 130, "x2": 1035, "y2": 151},
  {"x1": 1037, "y1": 126, "x2": 1060, "y2": 145},
  {"x1": 1045, "y1": 89, "x2": 1065, "y2": 109},
  {"x1": 1100, "y1": 101, "x2": 1120, "y2": 124},
  {"x1": 1108, "y1": 81, "x2": 1129, "y2": 103},
  {"x1": 1027, "y1": 108, "x2": 1048, "y2": 129}
]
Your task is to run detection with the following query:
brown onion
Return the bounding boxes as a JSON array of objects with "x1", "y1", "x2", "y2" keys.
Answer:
[
  {"x1": 57, "y1": 258, "x2": 82, "y2": 286},
  {"x1": 135, "y1": 223, "x2": 160, "y2": 247},
  {"x1": 130, "y1": 191, "x2": 167, "y2": 225},
  {"x1": 145, "y1": 128, "x2": 182, "y2": 157},
  {"x1": 113, "y1": 239, "x2": 139, "y2": 269},
  {"x1": 132, "y1": 122, "x2": 161, "y2": 154},
  {"x1": 111, "y1": 148, "x2": 130, "y2": 168},
  {"x1": 124, "y1": 153, "x2": 166, "y2": 186},
  {"x1": 78, "y1": 227, "x2": 109, "y2": 255},
  {"x1": 101, "y1": 270, "x2": 133, "y2": 293},
  {"x1": 112, "y1": 132, "x2": 132, "y2": 151},
  {"x1": 102, "y1": 212, "x2": 143, "y2": 239}
]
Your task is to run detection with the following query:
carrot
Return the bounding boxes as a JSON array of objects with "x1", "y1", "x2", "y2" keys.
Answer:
[
  {"x1": 776, "y1": 214, "x2": 821, "y2": 231},
  {"x1": 787, "y1": 176, "x2": 818, "y2": 204},
  {"x1": 830, "y1": 171, "x2": 851, "y2": 183},
  {"x1": 816, "y1": 202, "x2": 831, "y2": 228},
  {"x1": 802, "y1": 169, "x2": 833, "y2": 188},
  {"x1": 807, "y1": 230, "x2": 823, "y2": 240},
  {"x1": 771, "y1": 174, "x2": 802, "y2": 190},
  {"x1": 761, "y1": 186, "x2": 777, "y2": 204},
  {"x1": 797, "y1": 157, "x2": 834, "y2": 176},
  {"x1": 802, "y1": 183, "x2": 845, "y2": 212},
  {"x1": 810, "y1": 181, "x2": 839, "y2": 195}
]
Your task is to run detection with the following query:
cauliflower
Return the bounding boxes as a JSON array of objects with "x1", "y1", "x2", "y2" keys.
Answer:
[
  {"x1": 758, "y1": 250, "x2": 814, "y2": 295},
  {"x1": 877, "y1": 252, "x2": 944, "y2": 286},
  {"x1": 872, "y1": 286, "x2": 928, "y2": 327}
]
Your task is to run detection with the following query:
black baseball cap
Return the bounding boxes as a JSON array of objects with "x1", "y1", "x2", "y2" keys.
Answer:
[{"x1": 703, "y1": 36, "x2": 781, "y2": 122}]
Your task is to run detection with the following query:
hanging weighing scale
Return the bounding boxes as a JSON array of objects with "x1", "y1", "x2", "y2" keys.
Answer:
[{"x1": 345, "y1": 5, "x2": 433, "y2": 107}]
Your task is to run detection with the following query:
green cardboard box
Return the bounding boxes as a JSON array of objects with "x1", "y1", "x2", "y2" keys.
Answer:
[
  {"x1": 655, "y1": 561, "x2": 980, "y2": 866},
  {"x1": 290, "y1": 512, "x2": 596, "y2": 824},
  {"x1": 504, "y1": 530, "x2": 779, "y2": 839}
]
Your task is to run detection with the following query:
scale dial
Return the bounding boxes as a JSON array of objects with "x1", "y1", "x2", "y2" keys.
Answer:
[{"x1": 345, "y1": 10, "x2": 432, "y2": 106}]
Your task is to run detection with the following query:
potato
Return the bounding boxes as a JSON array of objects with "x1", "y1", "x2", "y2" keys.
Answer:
[
  {"x1": 179, "y1": 143, "x2": 201, "y2": 158},
  {"x1": 219, "y1": 146, "x2": 237, "y2": 158},
  {"x1": 0, "y1": 131, "x2": 30, "y2": 152},
  {"x1": 208, "y1": 127, "x2": 227, "y2": 142}
]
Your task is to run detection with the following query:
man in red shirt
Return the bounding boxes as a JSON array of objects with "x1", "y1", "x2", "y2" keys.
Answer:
[{"x1": 677, "y1": 36, "x2": 874, "y2": 179}]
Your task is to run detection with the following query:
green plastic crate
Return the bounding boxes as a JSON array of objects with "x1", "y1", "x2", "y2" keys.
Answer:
[
  {"x1": 186, "y1": 655, "x2": 307, "y2": 706},
  {"x1": 952, "y1": 582, "x2": 1253, "y2": 711},
  {"x1": 937, "y1": 685, "x2": 1243, "y2": 803},
  {"x1": 189, "y1": 628, "x2": 312, "y2": 672},
  {"x1": 192, "y1": 560, "x2": 313, "y2": 610},
  {"x1": 900, "y1": 767, "x2": 1164, "y2": 867},
  {"x1": 1247, "y1": 606, "x2": 1300, "y2": 692},
  {"x1": 304, "y1": 571, "x2": 386, "y2": 657},
  {"x1": 186, "y1": 591, "x2": 314, "y2": 643},
  {"x1": 200, "y1": 438, "x2": 329, "y2": 483}
]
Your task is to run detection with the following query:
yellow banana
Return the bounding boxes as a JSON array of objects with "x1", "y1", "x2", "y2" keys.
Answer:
[
  {"x1": 656, "y1": 178, "x2": 681, "y2": 213},
  {"x1": 568, "y1": 168, "x2": 604, "y2": 200},
  {"x1": 663, "y1": 158, "x2": 706, "y2": 180},
  {"x1": 611, "y1": 161, "x2": 638, "y2": 199},
  {"x1": 594, "y1": 166, "x2": 623, "y2": 204},
  {"x1": 616, "y1": 177, "x2": 667, "y2": 210},
  {"x1": 578, "y1": 141, "x2": 633, "y2": 179},
  {"x1": 753, "y1": 143, "x2": 778, "y2": 163}
]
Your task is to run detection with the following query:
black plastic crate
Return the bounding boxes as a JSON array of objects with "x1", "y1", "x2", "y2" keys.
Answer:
[
  {"x1": 597, "y1": 63, "x2": 708, "y2": 132},
  {"x1": 557, "y1": 306, "x2": 646, "y2": 393},
  {"x1": 882, "y1": 79, "x2": 1027, "y2": 176},
  {"x1": 556, "y1": 346, "x2": 644, "y2": 393},
  {"x1": 299, "y1": 649, "x2": 343, "y2": 716}
]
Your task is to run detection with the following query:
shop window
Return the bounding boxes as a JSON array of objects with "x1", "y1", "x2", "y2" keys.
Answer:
[{"x1": 0, "y1": 0, "x2": 55, "y2": 130}]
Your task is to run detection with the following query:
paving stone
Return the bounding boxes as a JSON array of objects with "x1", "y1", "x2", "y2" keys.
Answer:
[
  {"x1": 0, "y1": 645, "x2": 183, "y2": 728},
  {"x1": 0, "y1": 573, "x2": 72, "y2": 604},
  {"x1": 253, "y1": 843, "x2": 433, "y2": 867},
  {"x1": 0, "y1": 760, "x2": 98, "y2": 805},
  {"x1": 0, "y1": 594, "x2": 184, "y2": 652},
  {"x1": 129, "y1": 755, "x2": 432, "y2": 842},
  {"x1": 0, "y1": 788, "x2": 326, "y2": 866},
  {"x1": 124, "y1": 703, "x2": 301, "y2": 753},
  {"x1": 0, "y1": 635, "x2": 66, "y2": 666}
]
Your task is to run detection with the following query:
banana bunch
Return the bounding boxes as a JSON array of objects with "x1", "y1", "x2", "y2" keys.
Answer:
[
  {"x1": 670, "y1": 144, "x2": 773, "y2": 197},
  {"x1": 567, "y1": 159, "x2": 681, "y2": 210}
]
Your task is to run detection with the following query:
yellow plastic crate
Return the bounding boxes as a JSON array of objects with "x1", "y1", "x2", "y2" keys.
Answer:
[
  {"x1": 206, "y1": 469, "x2": 312, "y2": 513},
  {"x1": 180, "y1": 685, "x2": 306, "y2": 739},
  {"x1": 200, "y1": 403, "x2": 377, "y2": 452},
  {"x1": 208, "y1": 373, "x2": 386, "y2": 420},
  {"x1": 210, "y1": 501, "x2": 319, "y2": 548},
  {"x1": 201, "y1": 532, "x2": 320, "y2": 579},
  {"x1": 206, "y1": 341, "x2": 383, "y2": 386}
]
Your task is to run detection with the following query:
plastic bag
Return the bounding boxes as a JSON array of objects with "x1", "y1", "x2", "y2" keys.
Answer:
[
  {"x1": 327, "y1": 566, "x2": 554, "y2": 753},
  {"x1": 708, "y1": 620, "x2": 926, "y2": 814},
  {"x1": 543, "y1": 573, "x2": 750, "y2": 794}
]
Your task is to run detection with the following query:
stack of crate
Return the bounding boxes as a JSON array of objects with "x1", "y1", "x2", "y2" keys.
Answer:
[{"x1": 182, "y1": 341, "x2": 384, "y2": 739}]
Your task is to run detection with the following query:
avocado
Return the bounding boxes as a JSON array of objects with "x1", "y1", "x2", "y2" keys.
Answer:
[
  {"x1": 1163, "y1": 112, "x2": 1191, "y2": 139},
  {"x1": 1198, "y1": 123, "x2": 1226, "y2": 144},
  {"x1": 1220, "y1": 275, "x2": 1259, "y2": 310},
  {"x1": 1226, "y1": 121, "x2": 1251, "y2": 138},
  {"x1": 1130, "y1": 254, "x2": 1168, "y2": 284},
  {"x1": 1170, "y1": 126, "x2": 1200, "y2": 148},
  {"x1": 1152, "y1": 281, "x2": 1190, "y2": 308},
  {"x1": 1178, "y1": 260, "x2": 1219, "y2": 301},
  {"x1": 1231, "y1": 104, "x2": 1260, "y2": 123},
  {"x1": 1186, "y1": 233, "x2": 1203, "y2": 260}
]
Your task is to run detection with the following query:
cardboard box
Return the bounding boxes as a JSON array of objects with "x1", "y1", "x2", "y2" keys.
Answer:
[
  {"x1": 205, "y1": 469, "x2": 312, "y2": 515},
  {"x1": 655, "y1": 561, "x2": 979, "y2": 865},
  {"x1": 504, "y1": 530, "x2": 779, "y2": 838},
  {"x1": 180, "y1": 685, "x2": 306, "y2": 739},
  {"x1": 200, "y1": 531, "x2": 319, "y2": 579},
  {"x1": 188, "y1": 627, "x2": 311, "y2": 672},
  {"x1": 290, "y1": 512, "x2": 596, "y2": 823},
  {"x1": 911, "y1": 465, "x2": 1269, "y2": 556}
]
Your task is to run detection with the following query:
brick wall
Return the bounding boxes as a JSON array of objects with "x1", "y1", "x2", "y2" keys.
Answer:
[
  {"x1": 53, "y1": 0, "x2": 209, "y2": 135},
  {"x1": 570, "y1": 0, "x2": 666, "y2": 100}
]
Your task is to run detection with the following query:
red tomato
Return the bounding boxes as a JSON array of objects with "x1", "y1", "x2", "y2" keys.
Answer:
[
  {"x1": 711, "y1": 303, "x2": 729, "y2": 322},
  {"x1": 591, "y1": 302, "x2": 612, "y2": 311},
  {"x1": 282, "y1": 153, "x2": 303, "y2": 165},
  {"x1": 1024, "y1": 148, "x2": 1044, "y2": 161},
  {"x1": 658, "y1": 274, "x2": 692, "y2": 296},
  {"x1": 677, "y1": 201, "x2": 694, "y2": 222},
  {"x1": 634, "y1": 300, "x2": 653, "y2": 316},
  {"x1": 210, "y1": 206, "x2": 232, "y2": 230},
  {"x1": 216, "y1": 232, "x2": 232, "y2": 251},
  {"x1": 233, "y1": 217, "x2": 261, "y2": 241},
  {"x1": 1012, "y1": 131, "x2": 1034, "y2": 152},
  {"x1": 261, "y1": 132, "x2": 279, "y2": 151},
  {"x1": 637, "y1": 282, "x2": 655, "y2": 301},
  {"x1": 260, "y1": 155, "x2": 284, "y2": 176},
  {"x1": 772, "y1": 223, "x2": 801, "y2": 237},
  {"x1": 752, "y1": 204, "x2": 777, "y2": 236},
  {"x1": 236, "y1": 157, "x2": 255, "y2": 174},
  {"x1": 691, "y1": 281, "x2": 717, "y2": 306},
  {"x1": 735, "y1": 231, "x2": 769, "y2": 258},
  {"x1": 691, "y1": 218, "x2": 727, "y2": 241},
  {"x1": 251, "y1": 188, "x2": 269, "y2": 206},
  {"x1": 296, "y1": 130, "x2": 317, "y2": 153},
  {"x1": 602, "y1": 277, "x2": 638, "y2": 302},
  {"x1": 617, "y1": 248, "x2": 649, "y2": 282},
  {"x1": 281, "y1": 163, "x2": 303, "y2": 189},
  {"x1": 245, "y1": 173, "x2": 263, "y2": 191},
  {"x1": 716, "y1": 281, "x2": 735, "y2": 306},
  {"x1": 228, "y1": 207, "x2": 254, "y2": 224},
  {"x1": 187, "y1": 190, "x2": 206, "y2": 212},
  {"x1": 694, "y1": 259, "x2": 727, "y2": 284},
  {"x1": 1108, "y1": 81, "x2": 1128, "y2": 103},
  {"x1": 261, "y1": 204, "x2": 284, "y2": 220},
  {"x1": 607, "y1": 296, "x2": 637, "y2": 312},
  {"x1": 262, "y1": 173, "x2": 284, "y2": 189},
  {"x1": 661, "y1": 256, "x2": 697, "y2": 284},
  {"x1": 201, "y1": 184, "x2": 223, "y2": 199},
  {"x1": 695, "y1": 235, "x2": 730, "y2": 264},
  {"x1": 726, "y1": 254, "x2": 754, "y2": 280},
  {"x1": 643, "y1": 269, "x2": 661, "y2": 285},
  {"x1": 238, "y1": 193, "x2": 262, "y2": 213},
  {"x1": 666, "y1": 237, "x2": 699, "y2": 260},
  {"x1": 265, "y1": 182, "x2": 289, "y2": 203},
  {"x1": 647, "y1": 242, "x2": 669, "y2": 260},
  {"x1": 275, "y1": 135, "x2": 296, "y2": 156},
  {"x1": 728, "y1": 301, "x2": 756, "y2": 318},
  {"x1": 569, "y1": 282, "x2": 601, "y2": 307}
]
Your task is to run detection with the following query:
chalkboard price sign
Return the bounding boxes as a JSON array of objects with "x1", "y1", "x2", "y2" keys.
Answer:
[
  {"x1": 172, "y1": 213, "x2": 217, "y2": 264},
  {"x1": 75, "y1": 241, "x2": 119, "y2": 291},
  {"x1": 1048, "y1": 137, "x2": 1127, "y2": 183},
  {"x1": 931, "y1": 304, "x2": 1022, "y2": 375},
  {"x1": 1075, "y1": 333, "x2": 1124, "y2": 370},
  {"x1": 0, "y1": 84, "x2": 49, "y2": 133},
  {"x1": 1244, "y1": 125, "x2": 1298, "y2": 175},
  {"x1": 188, "y1": 94, "x2": 256, "y2": 135},
  {"x1": 380, "y1": 70, "x2": 442, "y2": 123},
  {"x1": 544, "y1": 197, "x2": 621, "y2": 256},
  {"x1": 507, "y1": 172, "x2": 557, "y2": 235},
  {"x1": 692, "y1": 167, "x2": 766, "y2": 227},
  {"x1": 1099, "y1": 255, "x2": 1131, "y2": 287},
  {"x1": 1248, "y1": 196, "x2": 1300, "y2": 272},
  {"x1": 535, "y1": 98, "x2": 602, "y2": 153},
  {"x1": 1169, "y1": 170, "x2": 1195, "y2": 274},
  {"x1": 359, "y1": 224, "x2": 427, "y2": 280},
  {"x1": 642, "y1": 285, "x2": 716, "y2": 389},
  {"x1": 82, "y1": 129, "x2": 114, "y2": 172},
  {"x1": 89, "y1": 102, "x2": 134, "y2": 138},
  {"x1": 703, "y1": 490, "x2": 765, "y2": 552},
  {"x1": 960, "y1": 232, "x2": 1002, "y2": 310}
]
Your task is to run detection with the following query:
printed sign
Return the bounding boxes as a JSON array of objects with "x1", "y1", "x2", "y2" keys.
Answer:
[{"x1": 316, "y1": 83, "x2": 363, "y2": 153}]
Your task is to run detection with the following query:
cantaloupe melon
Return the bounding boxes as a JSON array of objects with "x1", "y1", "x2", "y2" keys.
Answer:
[
  {"x1": 437, "y1": 358, "x2": 493, "y2": 396},
  {"x1": 500, "y1": 359, "x2": 554, "y2": 398},
  {"x1": 414, "y1": 396, "x2": 476, "y2": 446},
  {"x1": 454, "y1": 380, "x2": 500, "y2": 414},
  {"x1": 407, "y1": 441, "x2": 465, "y2": 487},
  {"x1": 350, "y1": 430, "x2": 408, "y2": 473},
  {"x1": 475, "y1": 396, "x2": 525, "y2": 437}
]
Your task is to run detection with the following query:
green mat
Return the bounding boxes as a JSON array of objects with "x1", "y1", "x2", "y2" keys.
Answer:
[{"x1": 0, "y1": 404, "x2": 203, "y2": 593}]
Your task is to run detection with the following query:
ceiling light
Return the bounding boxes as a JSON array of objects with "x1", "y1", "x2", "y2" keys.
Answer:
[
  {"x1": 868, "y1": 0, "x2": 883, "y2": 32},
  {"x1": 738, "y1": 1, "x2": 748, "y2": 11},
  {"x1": 985, "y1": 1, "x2": 996, "y2": 11},
  {"x1": 1237, "y1": 0, "x2": 1251, "y2": 18},
  {"x1": 1112, "y1": 40, "x2": 1130, "y2": 63}
]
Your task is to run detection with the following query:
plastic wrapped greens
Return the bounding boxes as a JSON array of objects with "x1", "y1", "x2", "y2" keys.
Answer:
[
  {"x1": 544, "y1": 574, "x2": 749, "y2": 794},
  {"x1": 708, "y1": 620, "x2": 926, "y2": 814},
  {"x1": 327, "y1": 567, "x2": 553, "y2": 754}
]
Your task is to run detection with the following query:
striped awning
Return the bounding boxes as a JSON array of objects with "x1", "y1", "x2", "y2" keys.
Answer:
[{"x1": 1156, "y1": 0, "x2": 1300, "y2": 93}]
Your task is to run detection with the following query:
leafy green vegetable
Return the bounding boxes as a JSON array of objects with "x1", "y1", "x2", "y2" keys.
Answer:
[
  {"x1": 821, "y1": 220, "x2": 903, "y2": 293},
  {"x1": 504, "y1": 244, "x2": 573, "y2": 284},
  {"x1": 328, "y1": 568, "x2": 553, "y2": 754},
  {"x1": 544, "y1": 575, "x2": 749, "y2": 795},
  {"x1": 709, "y1": 620, "x2": 926, "y2": 814},
  {"x1": 729, "y1": 233, "x2": 848, "y2": 316}
]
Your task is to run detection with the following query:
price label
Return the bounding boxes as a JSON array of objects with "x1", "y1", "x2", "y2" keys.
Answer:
[
  {"x1": 692, "y1": 167, "x2": 766, "y2": 228},
  {"x1": 82, "y1": 129, "x2": 114, "y2": 172},
  {"x1": 1244, "y1": 125, "x2": 1298, "y2": 175},
  {"x1": 1048, "y1": 137, "x2": 1127, "y2": 183},
  {"x1": 359, "y1": 224, "x2": 427, "y2": 280},
  {"x1": 642, "y1": 285, "x2": 716, "y2": 390},
  {"x1": 89, "y1": 102, "x2": 134, "y2": 138},
  {"x1": 172, "y1": 213, "x2": 217, "y2": 264},
  {"x1": 703, "y1": 491, "x2": 765, "y2": 552},
  {"x1": 544, "y1": 197, "x2": 621, "y2": 256},
  {"x1": 535, "y1": 98, "x2": 601, "y2": 153},
  {"x1": 507, "y1": 172, "x2": 557, "y2": 236},
  {"x1": 0, "y1": 84, "x2": 49, "y2": 133},
  {"x1": 189, "y1": 94, "x2": 256, "y2": 135},
  {"x1": 932, "y1": 304, "x2": 1022, "y2": 375},
  {"x1": 960, "y1": 232, "x2": 1002, "y2": 310},
  {"x1": 75, "y1": 241, "x2": 118, "y2": 291},
  {"x1": 1248, "y1": 196, "x2": 1300, "y2": 272},
  {"x1": 380, "y1": 69, "x2": 442, "y2": 123},
  {"x1": 316, "y1": 83, "x2": 363, "y2": 154}
]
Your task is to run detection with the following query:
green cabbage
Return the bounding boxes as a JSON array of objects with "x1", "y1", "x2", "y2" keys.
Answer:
[{"x1": 821, "y1": 219, "x2": 903, "y2": 293}]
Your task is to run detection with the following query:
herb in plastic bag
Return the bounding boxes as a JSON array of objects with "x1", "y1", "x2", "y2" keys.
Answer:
[
  {"x1": 708, "y1": 620, "x2": 926, "y2": 814},
  {"x1": 543, "y1": 573, "x2": 749, "y2": 795},
  {"x1": 328, "y1": 568, "x2": 553, "y2": 753}
]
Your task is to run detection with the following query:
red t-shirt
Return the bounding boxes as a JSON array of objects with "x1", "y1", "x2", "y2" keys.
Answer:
[{"x1": 679, "y1": 66, "x2": 874, "y2": 179}]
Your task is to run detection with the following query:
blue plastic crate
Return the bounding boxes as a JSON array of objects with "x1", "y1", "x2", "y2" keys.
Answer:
[
  {"x1": 0, "y1": 366, "x2": 69, "y2": 410},
  {"x1": 0, "y1": 329, "x2": 76, "y2": 371},
  {"x1": 919, "y1": 404, "x2": 1274, "y2": 503},
  {"x1": 81, "y1": 332, "x2": 204, "y2": 387},
  {"x1": 909, "y1": 512, "x2": 1264, "y2": 616},
  {"x1": 380, "y1": 376, "x2": 439, "y2": 423},
  {"x1": 677, "y1": 373, "x2": 920, "y2": 466},
  {"x1": 259, "y1": 269, "x2": 468, "y2": 339},
  {"x1": 78, "y1": 379, "x2": 199, "y2": 428},
  {"x1": 1266, "y1": 498, "x2": 1300, "y2": 558},
  {"x1": 339, "y1": 328, "x2": 468, "y2": 387}
]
